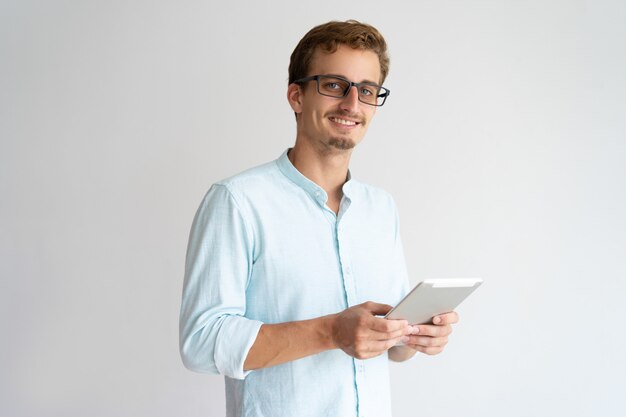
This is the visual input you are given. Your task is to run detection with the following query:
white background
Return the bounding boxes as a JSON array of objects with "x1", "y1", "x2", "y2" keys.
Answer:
[{"x1": 2, "y1": 1, "x2": 625, "y2": 416}]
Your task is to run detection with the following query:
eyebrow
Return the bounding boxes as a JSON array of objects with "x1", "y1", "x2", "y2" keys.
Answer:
[{"x1": 324, "y1": 73, "x2": 380, "y2": 85}]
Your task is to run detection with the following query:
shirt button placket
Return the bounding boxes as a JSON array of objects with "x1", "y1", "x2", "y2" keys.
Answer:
[
  {"x1": 336, "y1": 224, "x2": 355, "y2": 307},
  {"x1": 337, "y1": 221, "x2": 365, "y2": 417}
]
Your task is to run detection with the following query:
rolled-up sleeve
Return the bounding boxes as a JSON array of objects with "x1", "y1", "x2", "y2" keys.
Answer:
[{"x1": 179, "y1": 184, "x2": 263, "y2": 380}]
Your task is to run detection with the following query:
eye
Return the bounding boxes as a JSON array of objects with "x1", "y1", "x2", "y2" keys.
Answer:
[
  {"x1": 359, "y1": 87, "x2": 374, "y2": 96},
  {"x1": 324, "y1": 82, "x2": 342, "y2": 90}
]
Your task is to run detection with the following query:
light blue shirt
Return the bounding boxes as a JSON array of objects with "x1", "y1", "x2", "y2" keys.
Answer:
[{"x1": 180, "y1": 150, "x2": 409, "y2": 417}]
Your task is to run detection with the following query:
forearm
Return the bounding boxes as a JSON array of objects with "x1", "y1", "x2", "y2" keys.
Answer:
[
  {"x1": 243, "y1": 314, "x2": 337, "y2": 371},
  {"x1": 388, "y1": 345, "x2": 417, "y2": 362}
]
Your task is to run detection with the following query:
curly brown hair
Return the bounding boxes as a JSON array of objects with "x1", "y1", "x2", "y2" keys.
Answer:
[{"x1": 288, "y1": 20, "x2": 390, "y2": 85}]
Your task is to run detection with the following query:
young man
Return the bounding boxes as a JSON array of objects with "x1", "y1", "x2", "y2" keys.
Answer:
[{"x1": 180, "y1": 20, "x2": 458, "y2": 417}]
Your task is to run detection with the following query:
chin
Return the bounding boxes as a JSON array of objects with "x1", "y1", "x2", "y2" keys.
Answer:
[{"x1": 328, "y1": 137, "x2": 356, "y2": 150}]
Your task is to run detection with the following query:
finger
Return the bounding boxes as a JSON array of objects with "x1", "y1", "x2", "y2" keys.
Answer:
[
  {"x1": 369, "y1": 325, "x2": 410, "y2": 341},
  {"x1": 369, "y1": 316, "x2": 408, "y2": 333},
  {"x1": 413, "y1": 324, "x2": 452, "y2": 338},
  {"x1": 366, "y1": 317, "x2": 409, "y2": 340},
  {"x1": 349, "y1": 317, "x2": 407, "y2": 344},
  {"x1": 411, "y1": 344, "x2": 445, "y2": 356},
  {"x1": 357, "y1": 338, "x2": 404, "y2": 357},
  {"x1": 432, "y1": 311, "x2": 459, "y2": 325},
  {"x1": 369, "y1": 336, "x2": 405, "y2": 355},
  {"x1": 407, "y1": 325, "x2": 420, "y2": 335},
  {"x1": 404, "y1": 335, "x2": 449, "y2": 348},
  {"x1": 361, "y1": 301, "x2": 394, "y2": 316}
]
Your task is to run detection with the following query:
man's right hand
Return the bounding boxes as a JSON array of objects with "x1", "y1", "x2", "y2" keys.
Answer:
[{"x1": 330, "y1": 301, "x2": 410, "y2": 360}]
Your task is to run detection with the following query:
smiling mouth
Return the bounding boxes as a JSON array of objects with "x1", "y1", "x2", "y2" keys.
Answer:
[{"x1": 329, "y1": 116, "x2": 360, "y2": 126}]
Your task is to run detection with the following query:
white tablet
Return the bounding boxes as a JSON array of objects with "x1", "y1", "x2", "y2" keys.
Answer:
[{"x1": 385, "y1": 278, "x2": 483, "y2": 324}]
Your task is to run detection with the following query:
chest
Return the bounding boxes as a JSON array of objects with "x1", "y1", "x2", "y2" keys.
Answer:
[{"x1": 244, "y1": 200, "x2": 400, "y2": 322}]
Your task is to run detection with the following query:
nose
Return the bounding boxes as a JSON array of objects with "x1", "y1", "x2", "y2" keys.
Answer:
[{"x1": 339, "y1": 85, "x2": 360, "y2": 113}]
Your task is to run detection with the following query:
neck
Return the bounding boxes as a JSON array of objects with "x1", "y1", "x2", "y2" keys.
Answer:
[{"x1": 288, "y1": 140, "x2": 351, "y2": 200}]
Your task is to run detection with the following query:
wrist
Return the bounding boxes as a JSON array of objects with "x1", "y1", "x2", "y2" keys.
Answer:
[{"x1": 319, "y1": 314, "x2": 338, "y2": 350}]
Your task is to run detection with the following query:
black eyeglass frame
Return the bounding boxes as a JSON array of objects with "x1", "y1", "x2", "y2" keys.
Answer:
[{"x1": 293, "y1": 74, "x2": 390, "y2": 107}]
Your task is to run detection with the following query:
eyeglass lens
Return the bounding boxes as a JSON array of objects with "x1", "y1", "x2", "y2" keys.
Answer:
[{"x1": 317, "y1": 76, "x2": 386, "y2": 106}]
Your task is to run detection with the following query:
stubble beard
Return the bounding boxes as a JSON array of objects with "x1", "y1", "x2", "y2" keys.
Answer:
[{"x1": 327, "y1": 136, "x2": 356, "y2": 150}]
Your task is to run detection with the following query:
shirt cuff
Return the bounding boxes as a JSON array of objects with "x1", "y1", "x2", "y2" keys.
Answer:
[{"x1": 214, "y1": 315, "x2": 264, "y2": 380}]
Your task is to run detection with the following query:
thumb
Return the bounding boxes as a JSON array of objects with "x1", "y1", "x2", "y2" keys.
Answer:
[{"x1": 360, "y1": 301, "x2": 394, "y2": 316}]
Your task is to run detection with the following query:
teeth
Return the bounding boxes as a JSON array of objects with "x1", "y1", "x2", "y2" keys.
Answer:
[{"x1": 331, "y1": 117, "x2": 356, "y2": 126}]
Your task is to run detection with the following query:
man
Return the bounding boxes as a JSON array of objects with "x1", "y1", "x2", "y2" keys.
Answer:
[{"x1": 180, "y1": 20, "x2": 458, "y2": 417}]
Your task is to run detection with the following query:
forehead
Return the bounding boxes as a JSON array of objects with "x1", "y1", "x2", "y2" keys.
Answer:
[{"x1": 308, "y1": 44, "x2": 382, "y2": 84}]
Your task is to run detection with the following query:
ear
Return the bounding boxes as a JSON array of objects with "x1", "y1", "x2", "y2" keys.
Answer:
[{"x1": 287, "y1": 83, "x2": 303, "y2": 115}]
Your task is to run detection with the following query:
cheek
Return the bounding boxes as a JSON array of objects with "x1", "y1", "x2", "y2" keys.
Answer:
[
  {"x1": 307, "y1": 108, "x2": 327, "y2": 128},
  {"x1": 299, "y1": 110, "x2": 324, "y2": 134}
]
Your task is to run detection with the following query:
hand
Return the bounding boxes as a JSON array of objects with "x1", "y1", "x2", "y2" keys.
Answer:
[
  {"x1": 330, "y1": 301, "x2": 410, "y2": 360},
  {"x1": 403, "y1": 311, "x2": 459, "y2": 356}
]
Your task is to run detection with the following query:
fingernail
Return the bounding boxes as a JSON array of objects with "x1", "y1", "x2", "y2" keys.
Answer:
[
  {"x1": 433, "y1": 316, "x2": 441, "y2": 324},
  {"x1": 401, "y1": 336, "x2": 410, "y2": 344},
  {"x1": 411, "y1": 325, "x2": 420, "y2": 334}
]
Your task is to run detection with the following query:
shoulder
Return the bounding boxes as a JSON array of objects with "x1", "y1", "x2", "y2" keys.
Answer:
[
  {"x1": 215, "y1": 160, "x2": 281, "y2": 191},
  {"x1": 197, "y1": 158, "x2": 292, "y2": 219},
  {"x1": 204, "y1": 159, "x2": 285, "y2": 202},
  {"x1": 193, "y1": 160, "x2": 284, "y2": 231}
]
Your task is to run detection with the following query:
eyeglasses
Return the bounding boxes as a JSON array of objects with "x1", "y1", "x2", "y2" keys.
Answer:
[{"x1": 293, "y1": 75, "x2": 390, "y2": 107}]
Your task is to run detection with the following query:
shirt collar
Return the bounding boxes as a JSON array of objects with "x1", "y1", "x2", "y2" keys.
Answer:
[{"x1": 276, "y1": 149, "x2": 355, "y2": 205}]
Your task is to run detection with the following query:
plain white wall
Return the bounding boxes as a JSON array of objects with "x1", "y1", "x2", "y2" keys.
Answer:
[{"x1": 1, "y1": 1, "x2": 625, "y2": 416}]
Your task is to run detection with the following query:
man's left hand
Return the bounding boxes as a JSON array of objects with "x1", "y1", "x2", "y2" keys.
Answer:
[{"x1": 402, "y1": 311, "x2": 459, "y2": 356}]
